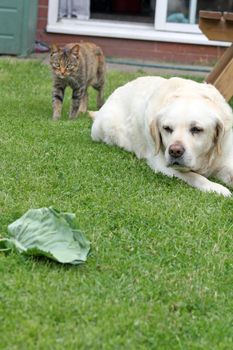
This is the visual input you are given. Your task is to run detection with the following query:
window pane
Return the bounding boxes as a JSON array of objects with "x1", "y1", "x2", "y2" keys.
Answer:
[
  {"x1": 91, "y1": 0, "x2": 155, "y2": 24},
  {"x1": 166, "y1": 0, "x2": 190, "y2": 24},
  {"x1": 197, "y1": 0, "x2": 233, "y2": 22},
  {"x1": 58, "y1": 0, "x2": 156, "y2": 24},
  {"x1": 166, "y1": 0, "x2": 233, "y2": 25},
  {"x1": 198, "y1": 0, "x2": 233, "y2": 12},
  {"x1": 59, "y1": 0, "x2": 90, "y2": 19}
]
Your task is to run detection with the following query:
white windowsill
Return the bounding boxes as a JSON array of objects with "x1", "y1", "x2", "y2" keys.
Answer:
[{"x1": 46, "y1": 19, "x2": 229, "y2": 47}]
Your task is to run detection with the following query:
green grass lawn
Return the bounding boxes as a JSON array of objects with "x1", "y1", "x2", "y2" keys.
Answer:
[{"x1": 0, "y1": 58, "x2": 233, "y2": 350}]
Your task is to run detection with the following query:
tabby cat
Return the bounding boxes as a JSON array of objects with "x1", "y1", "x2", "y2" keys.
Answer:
[{"x1": 50, "y1": 42, "x2": 105, "y2": 120}]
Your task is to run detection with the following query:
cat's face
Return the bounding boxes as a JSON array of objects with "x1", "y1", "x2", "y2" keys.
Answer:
[{"x1": 50, "y1": 44, "x2": 80, "y2": 79}]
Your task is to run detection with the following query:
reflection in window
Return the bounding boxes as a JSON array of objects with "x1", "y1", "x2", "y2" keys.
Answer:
[
  {"x1": 59, "y1": 0, "x2": 90, "y2": 20},
  {"x1": 91, "y1": 0, "x2": 155, "y2": 23},
  {"x1": 58, "y1": 0, "x2": 156, "y2": 24},
  {"x1": 167, "y1": 0, "x2": 189, "y2": 23},
  {"x1": 197, "y1": 0, "x2": 233, "y2": 22},
  {"x1": 167, "y1": 0, "x2": 233, "y2": 24}
]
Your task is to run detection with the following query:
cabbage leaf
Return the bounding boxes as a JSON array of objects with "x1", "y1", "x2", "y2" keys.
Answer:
[{"x1": 0, "y1": 207, "x2": 90, "y2": 265}]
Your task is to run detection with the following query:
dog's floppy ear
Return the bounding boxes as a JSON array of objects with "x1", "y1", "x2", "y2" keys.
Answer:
[
  {"x1": 149, "y1": 119, "x2": 161, "y2": 154},
  {"x1": 214, "y1": 120, "x2": 225, "y2": 155},
  {"x1": 202, "y1": 83, "x2": 233, "y2": 131}
]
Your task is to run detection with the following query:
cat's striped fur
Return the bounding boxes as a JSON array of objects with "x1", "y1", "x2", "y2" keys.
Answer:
[{"x1": 50, "y1": 42, "x2": 105, "y2": 120}]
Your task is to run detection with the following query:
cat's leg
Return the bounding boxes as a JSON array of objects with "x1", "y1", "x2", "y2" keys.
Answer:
[
  {"x1": 93, "y1": 83, "x2": 104, "y2": 109},
  {"x1": 52, "y1": 86, "x2": 65, "y2": 120},
  {"x1": 94, "y1": 61, "x2": 105, "y2": 109},
  {"x1": 97, "y1": 85, "x2": 104, "y2": 109},
  {"x1": 69, "y1": 88, "x2": 85, "y2": 119},
  {"x1": 79, "y1": 91, "x2": 88, "y2": 113}
]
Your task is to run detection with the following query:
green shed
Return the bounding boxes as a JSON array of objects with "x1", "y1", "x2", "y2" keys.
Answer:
[{"x1": 0, "y1": 0, "x2": 38, "y2": 56}]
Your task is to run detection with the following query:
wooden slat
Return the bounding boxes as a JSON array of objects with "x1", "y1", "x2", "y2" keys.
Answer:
[
  {"x1": 223, "y1": 12, "x2": 233, "y2": 21},
  {"x1": 199, "y1": 17, "x2": 233, "y2": 41},
  {"x1": 199, "y1": 10, "x2": 233, "y2": 101},
  {"x1": 210, "y1": 57, "x2": 233, "y2": 101},
  {"x1": 199, "y1": 11, "x2": 222, "y2": 20},
  {"x1": 206, "y1": 43, "x2": 233, "y2": 84}
]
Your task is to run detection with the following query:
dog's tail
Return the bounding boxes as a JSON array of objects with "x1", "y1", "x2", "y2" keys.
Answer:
[{"x1": 88, "y1": 110, "x2": 98, "y2": 121}]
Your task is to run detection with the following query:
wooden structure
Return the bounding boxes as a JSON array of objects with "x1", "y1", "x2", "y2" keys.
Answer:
[{"x1": 199, "y1": 11, "x2": 233, "y2": 101}]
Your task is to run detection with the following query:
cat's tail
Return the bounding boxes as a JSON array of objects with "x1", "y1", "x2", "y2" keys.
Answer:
[{"x1": 88, "y1": 111, "x2": 98, "y2": 121}]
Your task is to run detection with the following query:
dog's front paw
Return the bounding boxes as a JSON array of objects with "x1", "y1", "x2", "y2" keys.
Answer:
[
  {"x1": 216, "y1": 168, "x2": 233, "y2": 188},
  {"x1": 205, "y1": 182, "x2": 231, "y2": 197}
]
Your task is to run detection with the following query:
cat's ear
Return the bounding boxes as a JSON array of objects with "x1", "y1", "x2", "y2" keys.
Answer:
[
  {"x1": 50, "y1": 44, "x2": 60, "y2": 55},
  {"x1": 70, "y1": 44, "x2": 80, "y2": 57}
]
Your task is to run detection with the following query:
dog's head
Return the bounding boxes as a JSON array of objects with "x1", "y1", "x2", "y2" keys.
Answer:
[{"x1": 148, "y1": 80, "x2": 232, "y2": 174}]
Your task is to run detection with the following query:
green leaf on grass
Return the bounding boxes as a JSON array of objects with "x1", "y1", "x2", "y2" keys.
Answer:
[{"x1": 0, "y1": 207, "x2": 90, "y2": 264}]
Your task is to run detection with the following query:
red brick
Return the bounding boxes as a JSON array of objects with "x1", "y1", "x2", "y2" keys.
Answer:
[
  {"x1": 37, "y1": 18, "x2": 47, "y2": 30},
  {"x1": 38, "y1": 6, "x2": 48, "y2": 18},
  {"x1": 38, "y1": 0, "x2": 48, "y2": 6}
]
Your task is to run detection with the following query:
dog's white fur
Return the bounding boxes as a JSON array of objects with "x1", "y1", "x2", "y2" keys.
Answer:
[{"x1": 91, "y1": 76, "x2": 233, "y2": 196}]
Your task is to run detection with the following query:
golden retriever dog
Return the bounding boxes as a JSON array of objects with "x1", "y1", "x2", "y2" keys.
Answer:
[{"x1": 91, "y1": 77, "x2": 233, "y2": 196}]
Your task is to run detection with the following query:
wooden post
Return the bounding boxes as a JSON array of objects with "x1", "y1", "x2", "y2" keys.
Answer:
[{"x1": 199, "y1": 11, "x2": 233, "y2": 101}]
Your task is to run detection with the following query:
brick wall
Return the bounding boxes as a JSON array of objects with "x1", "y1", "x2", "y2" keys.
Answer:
[{"x1": 36, "y1": 0, "x2": 225, "y2": 65}]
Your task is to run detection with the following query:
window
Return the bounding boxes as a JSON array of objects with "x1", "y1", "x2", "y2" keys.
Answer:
[
  {"x1": 156, "y1": 0, "x2": 233, "y2": 33},
  {"x1": 58, "y1": 0, "x2": 155, "y2": 23},
  {"x1": 47, "y1": 0, "x2": 231, "y2": 45}
]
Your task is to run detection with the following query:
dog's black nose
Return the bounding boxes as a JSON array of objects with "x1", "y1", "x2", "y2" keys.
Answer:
[{"x1": 169, "y1": 144, "x2": 185, "y2": 158}]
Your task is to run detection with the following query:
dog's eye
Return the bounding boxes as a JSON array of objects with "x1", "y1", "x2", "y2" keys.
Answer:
[
  {"x1": 163, "y1": 126, "x2": 173, "y2": 133},
  {"x1": 190, "y1": 126, "x2": 203, "y2": 134}
]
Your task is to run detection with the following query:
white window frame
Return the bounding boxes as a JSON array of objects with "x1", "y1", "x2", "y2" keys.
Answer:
[{"x1": 47, "y1": 0, "x2": 228, "y2": 47}]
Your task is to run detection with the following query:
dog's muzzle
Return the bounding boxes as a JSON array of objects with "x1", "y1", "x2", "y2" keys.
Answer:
[
  {"x1": 169, "y1": 143, "x2": 185, "y2": 158},
  {"x1": 167, "y1": 143, "x2": 190, "y2": 172}
]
